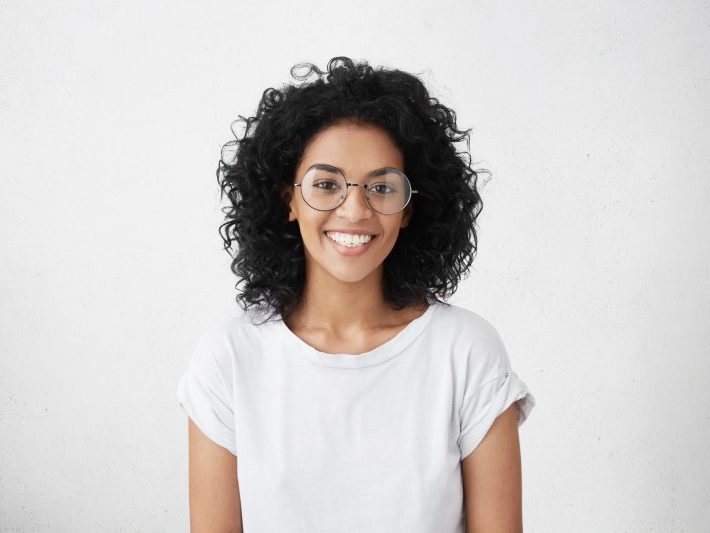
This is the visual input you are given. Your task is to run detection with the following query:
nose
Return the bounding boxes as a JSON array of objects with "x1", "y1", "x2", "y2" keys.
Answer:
[{"x1": 335, "y1": 184, "x2": 374, "y2": 219}]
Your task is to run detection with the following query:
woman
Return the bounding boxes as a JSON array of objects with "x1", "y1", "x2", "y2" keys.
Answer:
[{"x1": 177, "y1": 56, "x2": 535, "y2": 532}]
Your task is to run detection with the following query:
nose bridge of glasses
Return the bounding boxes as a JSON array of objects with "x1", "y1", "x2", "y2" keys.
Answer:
[{"x1": 340, "y1": 181, "x2": 371, "y2": 208}]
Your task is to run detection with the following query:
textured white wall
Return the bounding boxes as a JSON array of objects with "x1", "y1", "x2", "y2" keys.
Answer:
[{"x1": 1, "y1": 1, "x2": 708, "y2": 531}]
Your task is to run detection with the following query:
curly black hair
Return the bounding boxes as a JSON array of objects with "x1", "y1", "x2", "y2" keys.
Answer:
[{"x1": 216, "y1": 56, "x2": 486, "y2": 324}]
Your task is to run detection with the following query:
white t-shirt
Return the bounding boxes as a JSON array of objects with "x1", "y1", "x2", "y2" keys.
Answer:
[{"x1": 176, "y1": 300, "x2": 535, "y2": 532}]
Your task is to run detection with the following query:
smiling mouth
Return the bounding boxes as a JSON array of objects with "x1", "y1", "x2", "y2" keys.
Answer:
[{"x1": 323, "y1": 231, "x2": 378, "y2": 247}]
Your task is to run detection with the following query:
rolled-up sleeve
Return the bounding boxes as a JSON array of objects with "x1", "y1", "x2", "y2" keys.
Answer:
[
  {"x1": 458, "y1": 369, "x2": 535, "y2": 460},
  {"x1": 458, "y1": 323, "x2": 535, "y2": 461},
  {"x1": 176, "y1": 333, "x2": 237, "y2": 456}
]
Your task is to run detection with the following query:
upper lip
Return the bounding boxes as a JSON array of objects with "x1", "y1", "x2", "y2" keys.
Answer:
[{"x1": 324, "y1": 229, "x2": 378, "y2": 236}]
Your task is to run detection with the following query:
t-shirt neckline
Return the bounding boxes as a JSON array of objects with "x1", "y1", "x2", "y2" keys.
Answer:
[{"x1": 276, "y1": 301, "x2": 440, "y2": 368}]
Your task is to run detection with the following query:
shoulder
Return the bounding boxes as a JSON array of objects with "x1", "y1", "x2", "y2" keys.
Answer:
[
  {"x1": 196, "y1": 305, "x2": 277, "y2": 344},
  {"x1": 188, "y1": 307, "x2": 275, "y2": 372},
  {"x1": 432, "y1": 301, "x2": 508, "y2": 349},
  {"x1": 432, "y1": 301, "x2": 512, "y2": 378}
]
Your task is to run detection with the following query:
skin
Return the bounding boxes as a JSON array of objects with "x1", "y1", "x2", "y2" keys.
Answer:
[
  {"x1": 188, "y1": 420, "x2": 242, "y2": 532},
  {"x1": 187, "y1": 119, "x2": 524, "y2": 531},
  {"x1": 461, "y1": 403, "x2": 523, "y2": 533},
  {"x1": 278, "y1": 119, "x2": 428, "y2": 352}
]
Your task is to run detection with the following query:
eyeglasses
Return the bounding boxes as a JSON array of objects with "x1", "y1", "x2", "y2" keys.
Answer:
[{"x1": 293, "y1": 163, "x2": 418, "y2": 215}]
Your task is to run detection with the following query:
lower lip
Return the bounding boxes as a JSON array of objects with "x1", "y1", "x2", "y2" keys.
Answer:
[{"x1": 324, "y1": 233, "x2": 378, "y2": 256}]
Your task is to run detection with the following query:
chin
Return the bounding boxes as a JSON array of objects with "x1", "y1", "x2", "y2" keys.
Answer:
[{"x1": 327, "y1": 267, "x2": 377, "y2": 284}]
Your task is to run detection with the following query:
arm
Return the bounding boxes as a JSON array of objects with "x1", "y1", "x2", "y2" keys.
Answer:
[
  {"x1": 188, "y1": 419, "x2": 243, "y2": 533},
  {"x1": 461, "y1": 403, "x2": 523, "y2": 533}
]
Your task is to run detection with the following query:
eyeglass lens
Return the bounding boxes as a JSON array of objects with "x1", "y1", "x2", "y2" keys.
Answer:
[{"x1": 300, "y1": 166, "x2": 411, "y2": 214}]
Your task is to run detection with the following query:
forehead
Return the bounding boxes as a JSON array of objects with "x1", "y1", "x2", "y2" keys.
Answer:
[
  {"x1": 304, "y1": 163, "x2": 403, "y2": 181},
  {"x1": 298, "y1": 121, "x2": 403, "y2": 171}
]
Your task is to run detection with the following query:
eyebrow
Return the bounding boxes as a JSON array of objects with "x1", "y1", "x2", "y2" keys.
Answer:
[{"x1": 310, "y1": 163, "x2": 402, "y2": 177}]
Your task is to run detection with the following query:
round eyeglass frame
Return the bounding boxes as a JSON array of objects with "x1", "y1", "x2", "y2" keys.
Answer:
[{"x1": 293, "y1": 164, "x2": 418, "y2": 215}]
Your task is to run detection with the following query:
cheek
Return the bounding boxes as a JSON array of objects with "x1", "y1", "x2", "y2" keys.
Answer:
[
  {"x1": 298, "y1": 215, "x2": 328, "y2": 243},
  {"x1": 383, "y1": 221, "x2": 404, "y2": 242},
  {"x1": 386, "y1": 232, "x2": 401, "y2": 247},
  {"x1": 377, "y1": 230, "x2": 401, "y2": 253}
]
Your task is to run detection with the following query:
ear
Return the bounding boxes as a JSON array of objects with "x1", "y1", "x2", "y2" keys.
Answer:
[
  {"x1": 400, "y1": 203, "x2": 414, "y2": 229},
  {"x1": 280, "y1": 184, "x2": 297, "y2": 222}
]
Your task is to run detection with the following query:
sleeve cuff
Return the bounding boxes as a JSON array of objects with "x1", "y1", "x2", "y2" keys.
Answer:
[
  {"x1": 459, "y1": 369, "x2": 535, "y2": 460},
  {"x1": 177, "y1": 371, "x2": 238, "y2": 456}
]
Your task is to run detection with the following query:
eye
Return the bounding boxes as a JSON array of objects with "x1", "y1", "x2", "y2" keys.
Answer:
[
  {"x1": 370, "y1": 183, "x2": 396, "y2": 194},
  {"x1": 313, "y1": 180, "x2": 340, "y2": 190}
]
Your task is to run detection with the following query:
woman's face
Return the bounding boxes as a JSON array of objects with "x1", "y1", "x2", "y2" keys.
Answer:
[{"x1": 283, "y1": 120, "x2": 413, "y2": 284}]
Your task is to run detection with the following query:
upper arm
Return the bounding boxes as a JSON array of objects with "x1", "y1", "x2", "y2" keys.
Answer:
[
  {"x1": 188, "y1": 418, "x2": 243, "y2": 533},
  {"x1": 461, "y1": 403, "x2": 523, "y2": 533}
]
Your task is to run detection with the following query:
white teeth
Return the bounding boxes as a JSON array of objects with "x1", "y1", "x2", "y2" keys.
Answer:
[{"x1": 325, "y1": 232, "x2": 374, "y2": 247}]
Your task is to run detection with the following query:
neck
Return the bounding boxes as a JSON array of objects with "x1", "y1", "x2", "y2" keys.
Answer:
[{"x1": 286, "y1": 265, "x2": 393, "y2": 335}]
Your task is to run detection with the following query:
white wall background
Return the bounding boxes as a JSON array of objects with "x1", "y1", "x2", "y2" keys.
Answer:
[{"x1": 1, "y1": 1, "x2": 708, "y2": 531}]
